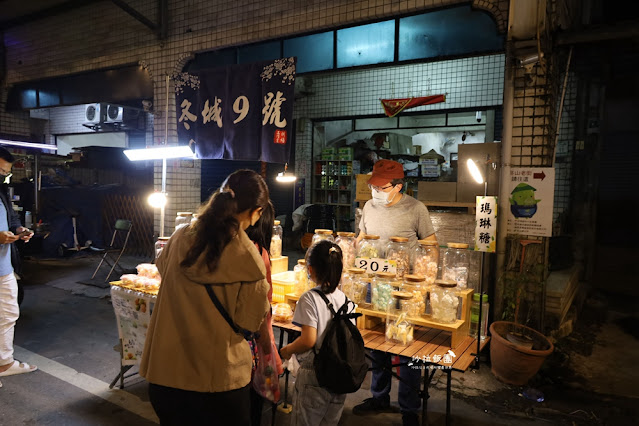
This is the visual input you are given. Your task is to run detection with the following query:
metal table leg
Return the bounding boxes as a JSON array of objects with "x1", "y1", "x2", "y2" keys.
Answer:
[{"x1": 446, "y1": 369, "x2": 452, "y2": 426}]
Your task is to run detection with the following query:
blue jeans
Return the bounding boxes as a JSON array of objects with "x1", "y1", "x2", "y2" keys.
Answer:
[{"x1": 370, "y1": 350, "x2": 421, "y2": 414}]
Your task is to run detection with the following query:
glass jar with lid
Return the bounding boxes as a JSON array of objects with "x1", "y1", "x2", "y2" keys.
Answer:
[
  {"x1": 357, "y1": 234, "x2": 383, "y2": 259},
  {"x1": 154, "y1": 237, "x2": 170, "y2": 260},
  {"x1": 385, "y1": 236, "x2": 411, "y2": 278},
  {"x1": 341, "y1": 268, "x2": 367, "y2": 305},
  {"x1": 430, "y1": 279, "x2": 459, "y2": 323},
  {"x1": 294, "y1": 259, "x2": 309, "y2": 296},
  {"x1": 271, "y1": 220, "x2": 283, "y2": 258},
  {"x1": 442, "y1": 243, "x2": 470, "y2": 289},
  {"x1": 413, "y1": 240, "x2": 439, "y2": 286},
  {"x1": 385, "y1": 291, "x2": 415, "y2": 346},
  {"x1": 371, "y1": 271, "x2": 397, "y2": 312},
  {"x1": 401, "y1": 274, "x2": 427, "y2": 317},
  {"x1": 175, "y1": 212, "x2": 193, "y2": 231},
  {"x1": 312, "y1": 229, "x2": 334, "y2": 245},
  {"x1": 335, "y1": 232, "x2": 356, "y2": 268}
]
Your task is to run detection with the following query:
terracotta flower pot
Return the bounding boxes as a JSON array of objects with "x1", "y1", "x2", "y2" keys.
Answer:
[{"x1": 489, "y1": 321, "x2": 554, "y2": 386}]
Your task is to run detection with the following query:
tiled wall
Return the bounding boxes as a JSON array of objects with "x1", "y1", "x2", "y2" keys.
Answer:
[
  {"x1": 2, "y1": 0, "x2": 509, "y2": 236},
  {"x1": 293, "y1": 53, "x2": 505, "y2": 197},
  {"x1": 0, "y1": 90, "x2": 30, "y2": 138},
  {"x1": 47, "y1": 105, "x2": 91, "y2": 141}
]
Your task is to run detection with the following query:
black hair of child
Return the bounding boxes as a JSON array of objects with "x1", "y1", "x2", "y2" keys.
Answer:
[{"x1": 306, "y1": 240, "x2": 343, "y2": 294}]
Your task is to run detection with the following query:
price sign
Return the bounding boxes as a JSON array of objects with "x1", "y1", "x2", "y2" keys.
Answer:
[{"x1": 355, "y1": 257, "x2": 397, "y2": 274}]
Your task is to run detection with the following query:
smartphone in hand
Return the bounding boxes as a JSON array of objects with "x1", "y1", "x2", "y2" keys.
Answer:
[{"x1": 16, "y1": 229, "x2": 32, "y2": 237}]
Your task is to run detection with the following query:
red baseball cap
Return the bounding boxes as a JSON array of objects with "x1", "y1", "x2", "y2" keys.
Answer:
[{"x1": 367, "y1": 159, "x2": 404, "y2": 187}]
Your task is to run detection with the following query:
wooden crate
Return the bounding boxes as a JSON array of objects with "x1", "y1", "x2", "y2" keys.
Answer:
[{"x1": 546, "y1": 266, "x2": 581, "y2": 324}]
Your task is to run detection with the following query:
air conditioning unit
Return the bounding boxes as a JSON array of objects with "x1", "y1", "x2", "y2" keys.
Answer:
[
  {"x1": 84, "y1": 103, "x2": 103, "y2": 124},
  {"x1": 105, "y1": 104, "x2": 123, "y2": 123}
]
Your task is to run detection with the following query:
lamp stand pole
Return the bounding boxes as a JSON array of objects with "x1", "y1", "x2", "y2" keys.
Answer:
[
  {"x1": 160, "y1": 158, "x2": 167, "y2": 238},
  {"x1": 474, "y1": 156, "x2": 490, "y2": 369}
]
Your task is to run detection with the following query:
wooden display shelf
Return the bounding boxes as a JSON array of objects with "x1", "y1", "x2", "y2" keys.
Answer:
[{"x1": 284, "y1": 288, "x2": 474, "y2": 348}]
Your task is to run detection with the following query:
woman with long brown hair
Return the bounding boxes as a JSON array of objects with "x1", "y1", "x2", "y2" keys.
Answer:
[{"x1": 141, "y1": 169, "x2": 271, "y2": 426}]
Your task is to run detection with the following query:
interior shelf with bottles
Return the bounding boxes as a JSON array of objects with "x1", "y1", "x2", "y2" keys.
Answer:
[{"x1": 313, "y1": 160, "x2": 360, "y2": 232}]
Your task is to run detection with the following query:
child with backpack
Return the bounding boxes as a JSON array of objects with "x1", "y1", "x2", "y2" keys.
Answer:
[{"x1": 279, "y1": 240, "x2": 367, "y2": 426}]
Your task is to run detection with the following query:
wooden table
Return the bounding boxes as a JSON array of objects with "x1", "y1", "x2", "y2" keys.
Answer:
[{"x1": 271, "y1": 319, "x2": 489, "y2": 426}]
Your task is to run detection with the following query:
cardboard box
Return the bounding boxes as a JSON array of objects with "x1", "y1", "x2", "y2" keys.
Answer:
[
  {"x1": 417, "y1": 181, "x2": 457, "y2": 202},
  {"x1": 321, "y1": 147, "x2": 336, "y2": 160},
  {"x1": 355, "y1": 174, "x2": 372, "y2": 201},
  {"x1": 457, "y1": 142, "x2": 501, "y2": 202},
  {"x1": 338, "y1": 147, "x2": 353, "y2": 160}
]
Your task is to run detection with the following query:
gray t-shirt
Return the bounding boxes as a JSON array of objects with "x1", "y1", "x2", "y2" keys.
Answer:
[
  {"x1": 292, "y1": 286, "x2": 354, "y2": 363},
  {"x1": 359, "y1": 194, "x2": 436, "y2": 249}
]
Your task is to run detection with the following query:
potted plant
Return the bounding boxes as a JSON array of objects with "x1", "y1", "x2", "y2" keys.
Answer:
[{"x1": 490, "y1": 243, "x2": 554, "y2": 386}]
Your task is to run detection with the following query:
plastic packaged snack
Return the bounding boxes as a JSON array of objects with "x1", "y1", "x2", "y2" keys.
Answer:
[{"x1": 272, "y1": 303, "x2": 294, "y2": 323}]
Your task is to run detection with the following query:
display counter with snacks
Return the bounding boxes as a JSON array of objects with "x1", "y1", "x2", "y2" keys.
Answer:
[{"x1": 271, "y1": 301, "x2": 489, "y2": 426}]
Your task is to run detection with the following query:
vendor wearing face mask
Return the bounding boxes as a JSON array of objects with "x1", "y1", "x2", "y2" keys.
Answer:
[
  {"x1": 357, "y1": 159, "x2": 437, "y2": 247},
  {"x1": 354, "y1": 159, "x2": 437, "y2": 426}
]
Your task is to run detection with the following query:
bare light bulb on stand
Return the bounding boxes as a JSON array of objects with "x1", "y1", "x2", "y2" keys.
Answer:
[{"x1": 148, "y1": 191, "x2": 168, "y2": 208}]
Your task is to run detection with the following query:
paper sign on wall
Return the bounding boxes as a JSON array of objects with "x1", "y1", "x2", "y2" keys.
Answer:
[
  {"x1": 475, "y1": 196, "x2": 497, "y2": 252},
  {"x1": 506, "y1": 168, "x2": 555, "y2": 237}
]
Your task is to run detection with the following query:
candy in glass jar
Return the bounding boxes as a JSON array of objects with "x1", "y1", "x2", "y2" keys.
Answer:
[
  {"x1": 442, "y1": 243, "x2": 470, "y2": 288},
  {"x1": 312, "y1": 229, "x2": 334, "y2": 245},
  {"x1": 175, "y1": 212, "x2": 193, "y2": 231},
  {"x1": 294, "y1": 259, "x2": 308, "y2": 296},
  {"x1": 154, "y1": 237, "x2": 170, "y2": 260},
  {"x1": 385, "y1": 291, "x2": 415, "y2": 346},
  {"x1": 371, "y1": 271, "x2": 397, "y2": 312},
  {"x1": 385, "y1": 236, "x2": 411, "y2": 278},
  {"x1": 357, "y1": 234, "x2": 383, "y2": 260},
  {"x1": 430, "y1": 279, "x2": 459, "y2": 324},
  {"x1": 335, "y1": 232, "x2": 356, "y2": 268},
  {"x1": 413, "y1": 239, "x2": 439, "y2": 285},
  {"x1": 341, "y1": 268, "x2": 367, "y2": 305},
  {"x1": 401, "y1": 274, "x2": 427, "y2": 317},
  {"x1": 271, "y1": 220, "x2": 283, "y2": 258}
]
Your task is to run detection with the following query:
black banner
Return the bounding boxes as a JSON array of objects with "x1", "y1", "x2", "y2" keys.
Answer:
[{"x1": 174, "y1": 58, "x2": 296, "y2": 163}]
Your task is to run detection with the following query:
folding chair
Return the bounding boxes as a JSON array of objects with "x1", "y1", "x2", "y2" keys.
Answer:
[{"x1": 91, "y1": 219, "x2": 133, "y2": 282}]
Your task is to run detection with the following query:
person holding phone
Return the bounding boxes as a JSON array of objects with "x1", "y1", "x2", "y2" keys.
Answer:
[{"x1": 0, "y1": 147, "x2": 36, "y2": 387}]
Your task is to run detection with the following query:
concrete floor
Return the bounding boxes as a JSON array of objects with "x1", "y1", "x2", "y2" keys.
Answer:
[{"x1": 1, "y1": 254, "x2": 637, "y2": 425}]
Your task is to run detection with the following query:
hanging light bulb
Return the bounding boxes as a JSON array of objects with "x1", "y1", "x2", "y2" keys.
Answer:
[
  {"x1": 276, "y1": 163, "x2": 297, "y2": 183},
  {"x1": 466, "y1": 159, "x2": 484, "y2": 184}
]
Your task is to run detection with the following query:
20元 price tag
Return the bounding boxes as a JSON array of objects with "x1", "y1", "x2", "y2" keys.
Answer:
[{"x1": 354, "y1": 257, "x2": 397, "y2": 274}]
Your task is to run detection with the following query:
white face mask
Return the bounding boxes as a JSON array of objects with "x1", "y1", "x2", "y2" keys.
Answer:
[{"x1": 372, "y1": 188, "x2": 396, "y2": 205}]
